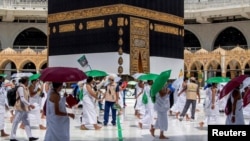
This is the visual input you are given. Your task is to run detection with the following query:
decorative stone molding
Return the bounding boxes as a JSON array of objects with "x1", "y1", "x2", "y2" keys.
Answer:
[{"x1": 0, "y1": 47, "x2": 47, "y2": 73}]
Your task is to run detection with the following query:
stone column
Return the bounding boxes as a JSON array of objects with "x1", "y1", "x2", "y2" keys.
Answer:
[
  {"x1": 186, "y1": 71, "x2": 191, "y2": 78},
  {"x1": 230, "y1": 70, "x2": 236, "y2": 78},
  {"x1": 204, "y1": 70, "x2": 207, "y2": 81},
  {"x1": 221, "y1": 72, "x2": 226, "y2": 77},
  {"x1": 221, "y1": 54, "x2": 226, "y2": 77},
  {"x1": 241, "y1": 69, "x2": 245, "y2": 75}
]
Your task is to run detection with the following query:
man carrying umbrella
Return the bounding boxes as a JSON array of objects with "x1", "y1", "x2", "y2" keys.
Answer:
[{"x1": 179, "y1": 77, "x2": 200, "y2": 121}]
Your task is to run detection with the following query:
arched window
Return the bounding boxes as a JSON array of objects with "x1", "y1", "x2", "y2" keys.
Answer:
[
  {"x1": 184, "y1": 30, "x2": 201, "y2": 51},
  {"x1": 214, "y1": 27, "x2": 247, "y2": 50}
]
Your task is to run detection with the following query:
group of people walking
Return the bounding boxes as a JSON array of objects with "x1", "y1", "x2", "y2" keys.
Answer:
[
  {"x1": 1, "y1": 73, "x2": 250, "y2": 141},
  {"x1": 133, "y1": 75, "x2": 250, "y2": 140},
  {"x1": 0, "y1": 75, "x2": 49, "y2": 141}
]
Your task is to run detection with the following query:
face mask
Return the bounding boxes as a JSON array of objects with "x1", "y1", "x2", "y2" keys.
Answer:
[{"x1": 59, "y1": 89, "x2": 66, "y2": 96}]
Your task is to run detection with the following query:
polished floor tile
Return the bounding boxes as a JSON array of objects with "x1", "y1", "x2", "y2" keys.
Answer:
[{"x1": 1, "y1": 97, "x2": 249, "y2": 141}]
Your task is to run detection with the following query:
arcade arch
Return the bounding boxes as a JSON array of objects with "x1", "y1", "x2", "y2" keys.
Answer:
[
  {"x1": 206, "y1": 60, "x2": 221, "y2": 78},
  {"x1": 184, "y1": 29, "x2": 201, "y2": 51},
  {"x1": 0, "y1": 47, "x2": 47, "y2": 79},
  {"x1": 213, "y1": 27, "x2": 247, "y2": 50},
  {"x1": 13, "y1": 27, "x2": 47, "y2": 50}
]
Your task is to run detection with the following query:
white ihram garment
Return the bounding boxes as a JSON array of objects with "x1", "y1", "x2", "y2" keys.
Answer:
[
  {"x1": 81, "y1": 85, "x2": 97, "y2": 129},
  {"x1": 154, "y1": 93, "x2": 170, "y2": 131},
  {"x1": 225, "y1": 94, "x2": 245, "y2": 125},
  {"x1": 29, "y1": 94, "x2": 42, "y2": 126},
  {"x1": 44, "y1": 92, "x2": 70, "y2": 141},
  {"x1": 0, "y1": 86, "x2": 8, "y2": 130},
  {"x1": 202, "y1": 88, "x2": 220, "y2": 125},
  {"x1": 139, "y1": 85, "x2": 155, "y2": 128}
]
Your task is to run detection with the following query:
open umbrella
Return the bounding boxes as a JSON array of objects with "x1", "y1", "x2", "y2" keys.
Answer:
[
  {"x1": 206, "y1": 76, "x2": 230, "y2": 83},
  {"x1": 150, "y1": 70, "x2": 171, "y2": 103},
  {"x1": 40, "y1": 67, "x2": 87, "y2": 82},
  {"x1": 132, "y1": 73, "x2": 145, "y2": 79},
  {"x1": 0, "y1": 74, "x2": 7, "y2": 78},
  {"x1": 127, "y1": 81, "x2": 137, "y2": 85},
  {"x1": 219, "y1": 75, "x2": 248, "y2": 99},
  {"x1": 85, "y1": 69, "x2": 108, "y2": 77},
  {"x1": 11, "y1": 72, "x2": 33, "y2": 78},
  {"x1": 137, "y1": 73, "x2": 159, "y2": 81},
  {"x1": 29, "y1": 73, "x2": 41, "y2": 81}
]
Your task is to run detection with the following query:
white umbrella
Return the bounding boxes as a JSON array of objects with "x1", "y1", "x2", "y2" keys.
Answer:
[{"x1": 11, "y1": 72, "x2": 33, "y2": 78}]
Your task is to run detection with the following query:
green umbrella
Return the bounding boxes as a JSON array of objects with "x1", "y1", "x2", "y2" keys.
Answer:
[
  {"x1": 0, "y1": 74, "x2": 7, "y2": 78},
  {"x1": 137, "y1": 73, "x2": 159, "y2": 81},
  {"x1": 127, "y1": 81, "x2": 137, "y2": 85},
  {"x1": 29, "y1": 73, "x2": 41, "y2": 81},
  {"x1": 85, "y1": 69, "x2": 108, "y2": 77},
  {"x1": 206, "y1": 76, "x2": 230, "y2": 83},
  {"x1": 150, "y1": 70, "x2": 171, "y2": 103}
]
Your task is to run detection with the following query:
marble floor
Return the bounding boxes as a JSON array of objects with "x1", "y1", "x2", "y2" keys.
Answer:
[{"x1": 1, "y1": 98, "x2": 250, "y2": 141}]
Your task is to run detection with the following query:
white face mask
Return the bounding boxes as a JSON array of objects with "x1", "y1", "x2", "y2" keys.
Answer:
[{"x1": 59, "y1": 89, "x2": 66, "y2": 96}]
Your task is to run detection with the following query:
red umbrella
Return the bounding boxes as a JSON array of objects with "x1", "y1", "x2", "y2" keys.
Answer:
[
  {"x1": 40, "y1": 67, "x2": 87, "y2": 82},
  {"x1": 219, "y1": 75, "x2": 248, "y2": 99}
]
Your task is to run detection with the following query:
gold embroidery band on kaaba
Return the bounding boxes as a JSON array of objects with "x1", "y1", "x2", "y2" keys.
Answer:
[{"x1": 48, "y1": 4, "x2": 184, "y2": 26}]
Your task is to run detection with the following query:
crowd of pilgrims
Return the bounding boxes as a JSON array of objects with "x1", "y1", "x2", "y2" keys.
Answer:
[{"x1": 0, "y1": 74, "x2": 250, "y2": 141}]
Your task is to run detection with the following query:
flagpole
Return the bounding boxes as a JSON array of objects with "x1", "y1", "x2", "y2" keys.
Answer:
[{"x1": 88, "y1": 64, "x2": 92, "y2": 70}]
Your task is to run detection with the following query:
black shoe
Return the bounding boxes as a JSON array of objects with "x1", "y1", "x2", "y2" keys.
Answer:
[
  {"x1": 97, "y1": 120, "x2": 102, "y2": 124},
  {"x1": 103, "y1": 123, "x2": 107, "y2": 126},
  {"x1": 29, "y1": 137, "x2": 39, "y2": 141},
  {"x1": 10, "y1": 139, "x2": 18, "y2": 141}
]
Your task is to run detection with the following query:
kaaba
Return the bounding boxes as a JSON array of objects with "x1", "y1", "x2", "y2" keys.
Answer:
[{"x1": 48, "y1": 0, "x2": 184, "y2": 78}]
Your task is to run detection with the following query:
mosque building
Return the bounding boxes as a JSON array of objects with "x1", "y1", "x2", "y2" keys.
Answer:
[{"x1": 0, "y1": 0, "x2": 250, "y2": 83}]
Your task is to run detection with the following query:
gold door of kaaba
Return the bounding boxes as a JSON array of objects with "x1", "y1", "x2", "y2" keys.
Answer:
[{"x1": 130, "y1": 17, "x2": 150, "y2": 74}]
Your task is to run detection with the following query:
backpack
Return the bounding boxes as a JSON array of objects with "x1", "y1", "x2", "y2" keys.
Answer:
[{"x1": 7, "y1": 86, "x2": 20, "y2": 107}]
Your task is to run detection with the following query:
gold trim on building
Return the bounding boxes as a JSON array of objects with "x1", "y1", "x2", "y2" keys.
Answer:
[
  {"x1": 0, "y1": 48, "x2": 47, "y2": 73},
  {"x1": 154, "y1": 24, "x2": 179, "y2": 35},
  {"x1": 52, "y1": 26, "x2": 56, "y2": 33},
  {"x1": 79, "y1": 23, "x2": 84, "y2": 30},
  {"x1": 130, "y1": 17, "x2": 150, "y2": 74},
  {"x1": 117, "y1": 17, "x2": 125, "y2": 27},
  {"x1": 86, "y1": 20, "x2": 105, "y2": 30},
  {"x1": 59, "y1": 23, "x2": 75, "y2": 33},
  {"x1": 184, "y1": 46, "x2": 250, "y2": 82},
  {"x1": 48, "y1": 4, "x2": 183, "y2": 26},
  {"x1": 108, "y1": 19, "x2": 113, "y2": 26}
]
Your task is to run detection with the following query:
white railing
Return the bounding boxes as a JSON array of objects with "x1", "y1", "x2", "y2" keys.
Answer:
[
  {"x1": 0, "y1": 0, "x2": 47, "y2": 9},
  {"x1": 185, "y1": 0, "x2": 250, "y2": 11},
  {"x1": 185, "y1": 45, "x2": 250, "y2": 52},
  {"x1": 13, "y1": 45, "x2": 47, "y2": 52}
]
